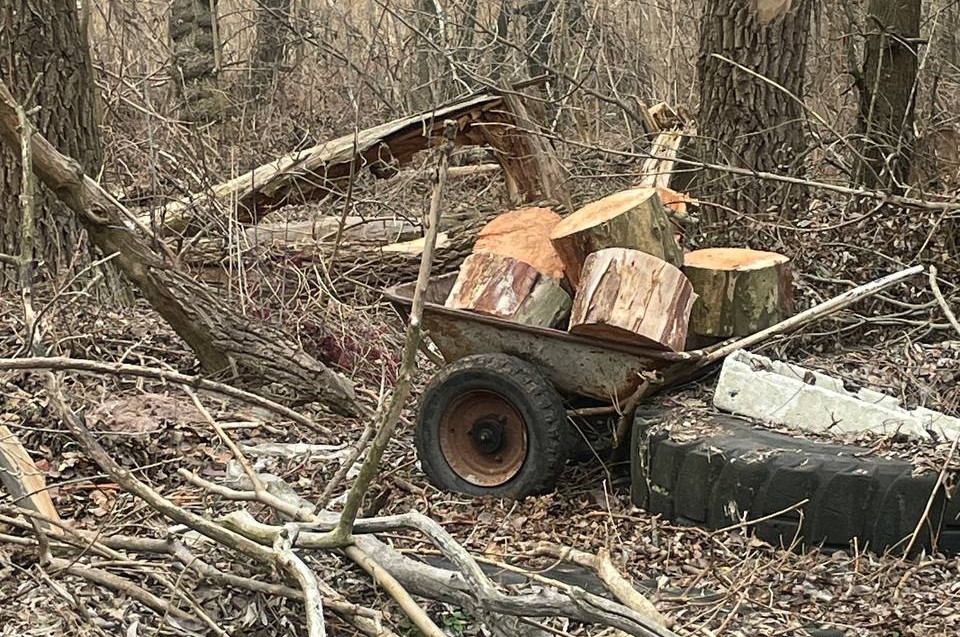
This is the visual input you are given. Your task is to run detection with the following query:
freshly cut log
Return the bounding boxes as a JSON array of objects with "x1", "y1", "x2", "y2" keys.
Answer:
[
  {"x1": 473, "y1": 207, "x2": 565, "y2": 280},
  {"x1": 445, "y1": 252, "x2": 571, "y2": 328},
  {"x1": 549, "y1": 187, "x2": 683, "y2": 288},
  {"x1": 683, "y1": 248, "x2": 793, "y2": 337},
  {"x1": 569, "y1": 249, "x2": 695, "y2": 351}
]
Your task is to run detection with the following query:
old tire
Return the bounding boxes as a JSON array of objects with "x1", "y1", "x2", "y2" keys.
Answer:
[
  {"x1": 632, "y1": 411, "x2": 959, "y2": 555},
  {"x1": 416, "y1": 354, "x2": 569, "y2": 499}
]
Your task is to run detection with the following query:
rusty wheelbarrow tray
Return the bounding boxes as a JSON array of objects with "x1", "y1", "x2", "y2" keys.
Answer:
[
  {"x1": 384, "y1": 273, "x2": 707, "y2": 402},
  {"x1": 384, "y1": 266, "x2": 925, "y2": 499}
]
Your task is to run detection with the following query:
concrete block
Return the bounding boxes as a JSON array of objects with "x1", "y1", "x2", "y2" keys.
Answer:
[{"x1": 713, "y1": 350, "x2": 960, "y2": 442}]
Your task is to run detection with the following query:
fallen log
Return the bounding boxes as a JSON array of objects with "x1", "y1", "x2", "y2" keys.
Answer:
[
  {"x1": 683, "y1": 247, "x2": 793, "y2": 337},
  {"x1": 244, "y1": 216, "x2": 419, "y2": 247},
  {"x1": 472, "y1": 206, "x2": 565, "y2": 280},
  {"x1": 445, "y1": 252, "x2": 571, "y2": 328},
  {"x1": 550, "y1": 187, "x2": 683, "y2": 288},
  {"x1": 145, "y1": 93, "x2": 567, "y2": 234},
  {"x1": 0, "y1": 80, "x2": 357, "y2": 414},
  {"x1": 568, "y1": 248, "x2": 695, "y2": 351}
]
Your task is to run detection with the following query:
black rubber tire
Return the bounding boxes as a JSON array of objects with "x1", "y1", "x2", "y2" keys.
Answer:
[
  {"x1": 415, "y1": 354, "x2": 569, "y2": 499},
  {"x1": 631, "y1": 411, "x2": 959, "y2": 555}
]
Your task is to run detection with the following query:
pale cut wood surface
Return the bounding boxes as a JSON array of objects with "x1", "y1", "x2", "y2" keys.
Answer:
[
  {"x1": 473, "y1": 207, "x2": 565, "y2": 280},
  {"x1": 0, "y1": 424, "x2": 62, "y2": 534}
]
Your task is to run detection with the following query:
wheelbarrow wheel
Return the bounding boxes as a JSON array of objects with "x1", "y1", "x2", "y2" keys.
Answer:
[{"x1": 415, "y1": 353, "x2": 569, "y2": 499}]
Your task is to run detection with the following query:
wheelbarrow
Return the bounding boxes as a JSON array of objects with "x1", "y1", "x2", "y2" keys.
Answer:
[
  {"x1": 384, "y1": 273, "x2": 709, "y2": 499},
  {"x1": 384, "y1": 266, "x2": 923, "y2": 500}
]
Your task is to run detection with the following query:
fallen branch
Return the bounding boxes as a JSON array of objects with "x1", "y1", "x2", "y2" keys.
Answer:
[
  {"x1": 0, "y1": 356, "x2": 339, "y2": 435},
  {"x1": 273, "y1": 524, "x2": 327, "y2": 637},
  {"x1": 218, "y1": 508, "x2": 678, "y2": 637},
  {"x1": 532, "y1": 543, "x2": 669, "y2": 629},
  {"x1": 47, "y1": 557, "x2": 199, "y2": 625},
  {"x1": 929, "y1": 266, "x2": 960, "y2": 337}
]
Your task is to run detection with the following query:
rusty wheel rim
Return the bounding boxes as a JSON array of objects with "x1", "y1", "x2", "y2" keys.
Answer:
[{"x1": 438, "y1": 390, "x2": 528, "y2": 487}]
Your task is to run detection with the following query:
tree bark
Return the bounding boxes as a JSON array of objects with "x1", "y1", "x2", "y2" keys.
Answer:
[
  {"x1": 250, "y1": 0, "x2": 292, "y2": 94},
  {"x1": 569, "y1": 249, "x2": 695, "y2": 351},
  {"x1": 0, "y1": 0, "x2": 102, "y2": 285},
  {"x1": 169, "y1": 0, "x2": 223, "y2": 121},
  {"x1": 856, "y1": 0, "x2": 921, "y2": 192},
  {"x1": 695, "y1": 0, "x2": 814, "y2": 218},
  {"x1": 0, "y1": 79, "x2": 357, "y2": 415},
  {"x1": 446, "y1": 252, "x2": 571, "y2": 328}
]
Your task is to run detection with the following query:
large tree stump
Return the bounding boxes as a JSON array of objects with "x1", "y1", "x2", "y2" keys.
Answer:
[
  {"x1": 549, "y1": 187, "x2": 683, "y2": 288},
  {"x1": 473, "y1": 207, "x2": 565, "y2": 280},
  {"x1": 446, "y1": 252, "x2": 571, "y2": 328},
  {"x1": 569, "y1": 249, "x2": 695, "y2": 350},
  {"x1": 683, "y1": 248, "x2": 793, "y2": 337}
]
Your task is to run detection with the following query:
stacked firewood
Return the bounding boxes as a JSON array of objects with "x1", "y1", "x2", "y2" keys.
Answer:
[{"x1": 444, "y1": 187, "x2": 794, "y2": 351}]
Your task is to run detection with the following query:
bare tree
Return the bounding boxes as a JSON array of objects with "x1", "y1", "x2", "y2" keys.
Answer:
[
  {"x1": 855, "y1": 0, "x2": 922, "y2": 192},
  {"x1": 695, "y1": 0, "x2": 814, "y2": 218},
  {"x1": 0, "y1": 0, "x2": 102, "y2": 284}
]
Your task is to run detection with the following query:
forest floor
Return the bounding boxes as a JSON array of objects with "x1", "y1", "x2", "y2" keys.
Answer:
[{"x1": 2, "y1": 151, "x2": 959, "y2": 636}]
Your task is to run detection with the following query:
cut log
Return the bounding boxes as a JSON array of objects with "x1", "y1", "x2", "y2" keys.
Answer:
[
  {"x1": 569, "y1": 249, "x2": 695, "y2": 351},
  {"x1": 446, "y1": 252, "x2": 571, "y2": 328},
  {"x1": 549, "y1": 187, "x2": 683, "y2": 288},
  {"x1": 473, "y1": 207, "x2": 565, "y2": 280},
  {"x1": 683, "y1": 248, "x2": 793, "y2": 337}
]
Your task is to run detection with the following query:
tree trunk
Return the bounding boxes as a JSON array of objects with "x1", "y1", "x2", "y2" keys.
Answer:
[
  {"x1": 490, "y1": 0, "x2": 512, "y2": 81},
  {"x1": 250, "y1": 0, "x2": 292, "y2": 94},
  {"x1": 521, "y1": 0, "x2": 555, "y2": 81},
  {"x1": 414, "y1": 0, "x2": 442, "y2": 106},
  {"x1": 169, "y1": 0, "x2": 223, "y2": 121},
  {"x1": 695, "y1": 0, "x2": 814, "y2": 218},
  {"x1": 856, "y1": 0, "x2": 921, "y2": 192},
  {"x1": 0, "y1": 0, "x2": 102, "y2": 285}
]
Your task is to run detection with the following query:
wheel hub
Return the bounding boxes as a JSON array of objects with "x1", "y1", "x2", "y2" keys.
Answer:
[
  {"x1": 438, "y1": 390, "x2": 528, "y2": 487},
  {"x1": 471, "y1": 419, "x2": 506, "y2": 453}
]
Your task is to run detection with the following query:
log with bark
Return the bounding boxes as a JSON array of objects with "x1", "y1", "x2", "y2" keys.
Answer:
[
  {"x1": 445, "y1": 252, "x2": 571, "y2": 328},
  {"x1": 0, "y1": 80, "x2": 357, "y2": 415},
  {"x1": 568, "y1": 248, "x2": 695, "y2": 351},
  {"x1": 244, "y1": 216, "x2": 420, "y2": 247},
  {"x1": 550, "y1": 187, "x2": 683, "y2": 288},
  {"x1": 472, "y1": 206, "x2": 565, "y2": 280},
  {"x1": 683, "y1": 247, "x2": 793, "y2": 337}
]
